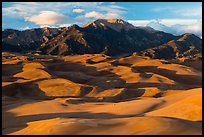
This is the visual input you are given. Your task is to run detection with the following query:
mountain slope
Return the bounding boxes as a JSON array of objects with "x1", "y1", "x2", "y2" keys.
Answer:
[
  {"x1": 2, "y1": 19, "x2": 201, "y2": 58},
  {"x1": 137, "y1": 33, "x2": 202, "y2": 60},
  {"x1": 38, "y1": 19, "x2": 177, "y2": 56},
  {"x1": 2, "y1": 27, "x2": 63, "y2": 52}
]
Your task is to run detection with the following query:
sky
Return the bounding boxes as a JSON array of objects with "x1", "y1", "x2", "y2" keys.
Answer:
[{"x1": 2, "y1": 2, "x2": 202, "y2": 37}]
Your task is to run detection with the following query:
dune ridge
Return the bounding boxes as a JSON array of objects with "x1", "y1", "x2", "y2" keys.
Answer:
[{"x1": 2, "y1": 52, "x2": 202, "y2": 135}]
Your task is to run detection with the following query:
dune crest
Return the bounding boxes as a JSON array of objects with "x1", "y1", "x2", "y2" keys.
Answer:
[{"x1": 2, "y1": 52, "x2": 202, "y2": 135}]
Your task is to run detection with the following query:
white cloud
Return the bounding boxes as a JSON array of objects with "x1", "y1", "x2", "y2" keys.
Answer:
[
  {"x1": 39, "y1": 24, "x2": 71, "y2": 28},
  {"x1": 109, "y1": 5, "x2": 126, "y2": 9},
  {"x1": 83, "y1": 5, "x2": 126, "y2": 20},
  {"x1": 27, "y1": 11, "x2": 72, "y2": 25},
  {"x1": 128, "y1": 20, "x2": 153, "y2": 26},
  {"x1": 98, "y1": 2, "x2": 104, "y2": 5},
  {"x1": 105, "y1": 13, "x2": 122, "y2": 19},
  {"x1": 171, "y1": 20, "x2": 202, "y2": 37},
  {"x1": 59, "y1": 24, "x2": 71, "y2": 27},
  {"x1": 3, "y1": 4, "x2": 38, "y2": 18},
  {"x1": 3, "y1": 2, "x2": 120, "y2": 26},
  {"x1": 152, "y1": 6, "x2": 174, "y2": 12},
  {"x1": 72, "y1": 9, "x2": 85, "y2": 13},
  {"x1": 128, "y1": 19, "x2": 202, "y2": 38},
  {"x1": 159, "y1": 19, "x2": 198, "y2": 26},
  {"x1": 19, "y1": 26, "x2": 31, "y2": 30},
  {"x1": 84, "y1": 11, "x2": 122, "y2": 19},
  {"x1": 74, "y1": 15, "x2": 86, "y2": 22},
  {"x1": 153, "y1": 6, "x2": 202, "y2": 17},
  {"x1": 81, "y1": 4, "x2": 126, "y2": 19},
  {"x1": 13, "y1": 2, "x2": 39, "y2": 5},
  {"x1": 2, "y1": 2, "x2": 104, "y2": 18},
  {"x1": 128, "y1": 19, "x2": 199, "y2": 27},
  {"x1": 74, "y1": 4, "x2": 126, "y2": 23},
  {"x1": 97, "y1": 5, "x2": 126, "y2": 14},
  {"x1": 174, "y1": 8, "x2": 202, "y2": 17},
  {"x1": 39, "y1": 24, "x2": 58, "y2": 28},
  {"x1": 84, "y1": 11, "x2": 105, "y2": 18}
]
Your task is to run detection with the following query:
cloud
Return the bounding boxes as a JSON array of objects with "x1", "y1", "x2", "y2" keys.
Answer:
[
  {"x1": 72, "y1": 9, "x2": 85, "y2": 13},
  {"x1": 97, "y1": 5, "x2": 126, "y2": 14},
  {"x1": 174, "y1": 8, "x2": 202, "y2": 17},
  {"x1": 84, "y1": 11, "x2": 105, "y2": 18},
  {"x1": 171, "y1": 20, "x2": 202, "y2": 37},
  {"x1": 39, "y1": 24, "x2": 71, "y2": 28},
  {"x1": 2, "y1": 2, "x2": 103, "y2": 17},
  {"x1": 19, "y1": 26, "x2": 31, "y2": 30},
  {"x1": 74, "y1": 15, "x2": 86, "y2": 22},
  {"x1": 109, "y1": 5, "x2": 126, "y2": 9},
  {"x1": 128, "y1": 19, "x2": 202, "y2": 38},
  {"x1": 3, "y1": 2, "x2": 124, "y2": 29},
  {"x1": 83, "y1": 5, "x2": 126, "y2": 20},
  {"x1": 39, "y1": 24, "x2": 58, "y2": 28},
  {"x1": 27, "y1": 11, "x2": 72, "y2": 25},
  {"x1": 128, "y1": 20, "x2": 153, "y2": 26},
  {"x1": 153, "y1": 6, "x2": 202, "y2": 17},
  {"x1": 3, "y1": 2, "x2": 118, "y2": 24},
  {"x1": 84, "y1": 11, "x2": 122, "y2": 19},
  {"x1": 128, "y1": 19, "x2": 199, "y2": 27},
  {"x1": 3, "y1": 3, "x2": 38, "y2": 18},
  {"x1": 59, "y1": 24, "x2": 71, "y2": 27},
  {"x1": 156, "y1": 19, "x2": 199, "y2": 26},
  {"x1": 152, "y1": 6, "x2": 174, "y2": 12},
  {"x1": 24, "y1": 2, "x2": 39, "y2": 5},
  {"x1": 13, "y1": 2, "x2": 39, "y2": 5}
]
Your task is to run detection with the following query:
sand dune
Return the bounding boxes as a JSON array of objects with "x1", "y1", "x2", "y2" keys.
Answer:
[
  {"x1": 146, "y1": 88, "x2": 202, "y2": 121},
  {"x1": 2, "y1": 52, "x2": 202, "y2": 135},
  {"x1": 6, "y1": 117, "x2": 202, "y2": 135}
]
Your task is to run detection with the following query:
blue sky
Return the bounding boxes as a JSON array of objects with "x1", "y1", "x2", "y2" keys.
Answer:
[{"x1": 2, "y1": 2, "x2": 202, "y2": 37}]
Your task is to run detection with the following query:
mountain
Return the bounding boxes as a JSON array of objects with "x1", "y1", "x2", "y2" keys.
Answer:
[
  {"x1": 37, "y1": 19, "x2": 176, "y2": 56},
  {"x1": 2, "y1": 19, "x2": 201, "y2": 59},
  {"x1": 81, "y1": 19, "x2": 136, "y2": 32},
  {"x1": 137, "y1": 33, "x2": 202, "y2": 60},
  {"x1": 2, "y1": 27, "x2": 63, "y2": 52},
  {"x1": 147, "y1": 20, "x2": 177, "y2": 35},
  {"x1": 146, "y1": 20, "x2": 202, "y2": 39}
]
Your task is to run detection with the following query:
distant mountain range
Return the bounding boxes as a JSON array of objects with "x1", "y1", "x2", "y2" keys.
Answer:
[
  {"x1": 2, "y1": 19, "x2": 202, "y2": 60},
  {"x1": 146, "y1": 20, "x2": 202, "y2": 39}
]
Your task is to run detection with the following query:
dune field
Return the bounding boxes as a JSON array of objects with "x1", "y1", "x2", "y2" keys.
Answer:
[{"x1": 2, "y1": 52, "x2": 202, "y2": 135}]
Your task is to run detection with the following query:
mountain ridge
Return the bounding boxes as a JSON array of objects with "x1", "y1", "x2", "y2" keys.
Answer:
[{"x1": 2, "y1": 19, "x2": 202, "y2": 60}]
